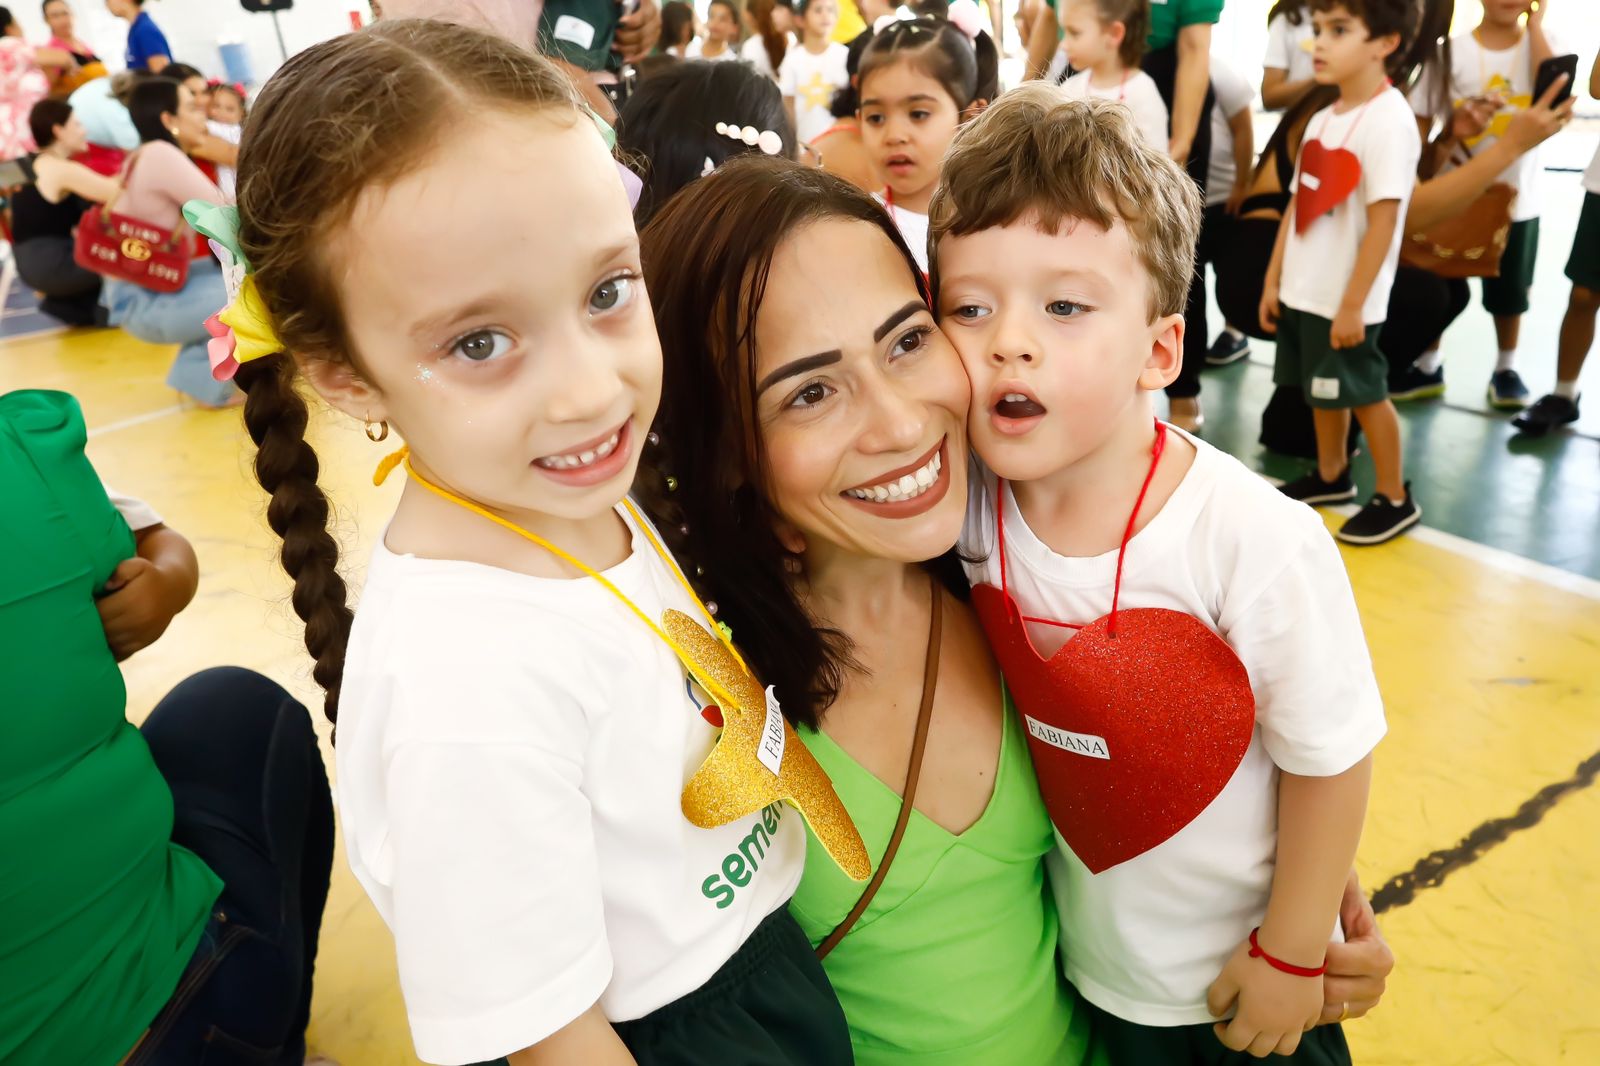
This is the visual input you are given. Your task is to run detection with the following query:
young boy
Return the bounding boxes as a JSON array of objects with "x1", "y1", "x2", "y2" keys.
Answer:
[
  {"x1": 1405, "y1": 0, "x2": 1559, "y2": 411},
  {"x1": 930, "y1": 85, "x2": 1386, "y2": 1064},
  {"x1": 1263, "y1": 0, "x2": 1422, "y2": 545}
]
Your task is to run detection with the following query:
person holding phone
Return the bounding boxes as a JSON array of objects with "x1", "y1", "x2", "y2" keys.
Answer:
[
  {"x1": 1516, "y1": 49, "x2": 1600, "y2": 435},
  {"x1": 1404, "y1": 0, "x2": 1560, "y2": 412}
]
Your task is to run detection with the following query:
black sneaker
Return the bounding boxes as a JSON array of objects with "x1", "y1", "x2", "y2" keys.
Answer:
[
  {"x1": 1487, "y1": 369, "x2": 1531, "y2": 410},
  {"x1": 1336, "y1": 486, "x2": 1421, "y2": 545},
  {"x1": 1512, "y1": 393, "x2": 1580, "y2": 436},
  {"x1": 1389, "y1": 365, "x2": 1445, "y2": 401},
  {"x1": 1205, "y1": 331, "x2": 1250, "y2": 367},
  {"x1": 1279, "y1": 466, "x2": 1358, "y2": 506}
]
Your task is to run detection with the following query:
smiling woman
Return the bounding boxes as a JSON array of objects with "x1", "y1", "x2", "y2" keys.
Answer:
[{"x1": 640, "y1": 155, "x2": 1095, "y2": 1066}]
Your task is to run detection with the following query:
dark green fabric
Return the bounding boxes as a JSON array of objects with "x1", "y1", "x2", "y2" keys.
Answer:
[
  {"x1": 613, "y1": 906, "x2": 853, "y2": 1064},
  {"x1": 538, "y1": 0, "x2": 620, "y2": 73},
  {"x1": 1272, "y1": 307, "x2": 1390, "y2": 410},
  {"x1": 1565, "y1": 193, "x2": 1600, "y2": 292},
  {"x1": 1482, "y1": 216, "x2": 1540, "y2": 316},
  {"x1": 0, "y1": 389, "x2": 221, "y2": 1066},
  {"x1": 1082, "y1": 998, "x2": 1352, "y2": 1066},
  {"x1": 1147, "y1": 0, "x2": 1225, "y2": 51}
]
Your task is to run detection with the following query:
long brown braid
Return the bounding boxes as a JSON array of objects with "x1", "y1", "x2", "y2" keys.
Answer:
[{"x1": 229, "y1": 19, "x2": 581, "y2": 725}]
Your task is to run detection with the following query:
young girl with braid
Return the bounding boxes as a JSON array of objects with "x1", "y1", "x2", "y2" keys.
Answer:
[{"x1": 209, "y1": 19, "x2": 851, "y2": 1066}]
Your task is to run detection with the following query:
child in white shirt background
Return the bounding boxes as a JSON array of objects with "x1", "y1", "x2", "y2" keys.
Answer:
[{"x1": 1054, "y1": 0, "x2": 1170, "y2": 150}]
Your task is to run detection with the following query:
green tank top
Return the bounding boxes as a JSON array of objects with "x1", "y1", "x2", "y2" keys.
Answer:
[
  {"x1": 0, "y1": 390, "x2": 222, "y2": 1065},
  {"x1": 791, "y1": 688, "x2": 1097, "y2": 1066}
]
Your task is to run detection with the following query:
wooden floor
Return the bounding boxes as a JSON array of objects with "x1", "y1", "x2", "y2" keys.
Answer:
[{"x1": 3, "y1": 262, "x2": 1598, "y2": 1063}]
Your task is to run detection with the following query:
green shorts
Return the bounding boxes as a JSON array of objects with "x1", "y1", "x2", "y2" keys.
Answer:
[
  {"x1": 1272, "y1": 305, "x2": 1389, "y2": 410},
  {"x1": 1564, "y1": 192, "x2": 1600, "y2": 294},
  {"x1": 1481, "y1": 216, "x2": 1539, "y2": 317},
  {"x1": 1082, "y1": 998, "x2": 1352, "y2": 1066}
]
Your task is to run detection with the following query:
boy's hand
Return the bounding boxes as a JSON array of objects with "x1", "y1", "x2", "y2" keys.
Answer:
[
  {"x1": 1259, "y1": 281, "x2": 1281, "y2": 335},
  {"x1": 1208, "y1": 938, "x2": 1324, "y2": 1057},
  {"x1": 1329, "y1": 306, "x2": 1365, "y2": 350},
  {"x1": 97, "y1": 556, "x2": 185, "y2": 660}
]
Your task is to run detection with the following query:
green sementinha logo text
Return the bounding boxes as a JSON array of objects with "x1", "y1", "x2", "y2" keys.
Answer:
[{"x1": 701, "y1": 802, "x2": 785, "y2": 909}]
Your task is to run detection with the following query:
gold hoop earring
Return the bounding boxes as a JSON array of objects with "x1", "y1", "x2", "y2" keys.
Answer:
[{"x1": 364, "y1": 420, "x2": 389, "y2": 443}]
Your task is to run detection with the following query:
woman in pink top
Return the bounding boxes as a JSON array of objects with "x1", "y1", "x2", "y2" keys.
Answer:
[{"x1": 99, "y1": 78, "x2": 234, "y2": 407}]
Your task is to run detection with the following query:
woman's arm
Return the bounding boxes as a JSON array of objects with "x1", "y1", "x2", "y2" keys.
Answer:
[
  {"x1": 1319, "y1": 870, "x2": 1393, "y2": 1024},
  {"x1": 60, "y1": 159, "x2": 121, "y2": 204},
  {"x1": 1406, "y1": 80, "x2": 1572, "y2": 231},
  {"x1": 1025, "y1": 5, "x2": 1059, "y2": 81},
  {"x1": 1589, "y1": 48, "x2": 1599, "y2": 99},
  {"x1": 32, "y1": 45, "x2": 75, "y2": 68},
  {"x1": 187, "y1": 133, "x2": 241, "y2": 168},
  {"x1": 506, "y1": 1005, "x2": 637, "y2": 1066},
  {"x1": 1261, "y1": 68, "x2": 1314, "y2": 111},
  {"x1": 1168, "y1": 22, "x2": 1212, "y2": 165}
]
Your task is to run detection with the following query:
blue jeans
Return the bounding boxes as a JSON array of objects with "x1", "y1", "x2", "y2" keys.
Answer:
[
  {"x1": 124, "y1": 668, "x2": 335, "y2": 1066},
  {"x1": 103, "y1": 259, "x2": 237, "y2": 407}
]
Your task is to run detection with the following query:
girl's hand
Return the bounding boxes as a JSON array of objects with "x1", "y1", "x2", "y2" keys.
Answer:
[
  {"x1": 1320, "y1": 871, "x2": 1394, "y2": 1025},
  {"x1": 1207, "y1": 939, "x2": 1324, "y2": 1058},
  {"x1": 1448, "y1": 96, "x2": 1498, "y2": 144},
  {"x1": 1503, "y1": 77, "x2": 1575, "y2": 155}
]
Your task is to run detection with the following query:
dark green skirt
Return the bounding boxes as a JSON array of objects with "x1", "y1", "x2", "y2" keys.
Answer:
[
  {"x1": 475, "y1": 905, "x2": 852, "y2": 1065},
  {"x1": 1084, "y1": 998, "x2": 1352, "y2": 1066}
]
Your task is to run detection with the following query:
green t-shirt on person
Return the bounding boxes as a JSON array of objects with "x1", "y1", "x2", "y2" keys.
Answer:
[
  {"x1": 0, "y1": 390, "x2": 222, "y2": 1066},
  {"x1": 1146, "y1": 0, "x2": 1225, "y2": 51},
  {"x1": 790, "y1": 688, "x2": 1101, "y2": 1066}
]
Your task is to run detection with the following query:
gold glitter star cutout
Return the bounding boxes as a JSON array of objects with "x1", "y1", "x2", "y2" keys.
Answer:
[
  {"x1": 667, "y1": 609, "x2": 871, "y2": 881},
  {"x1": 798, "y1": 71, "x2": 833, "y2": 112}
]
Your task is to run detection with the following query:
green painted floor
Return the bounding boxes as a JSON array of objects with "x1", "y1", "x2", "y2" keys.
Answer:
[{"x1": 1188, "y1": 167, "x2": 1600, "y2": 581}]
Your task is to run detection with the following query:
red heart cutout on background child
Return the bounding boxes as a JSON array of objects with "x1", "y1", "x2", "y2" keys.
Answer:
[
  {"x1": 972, "y1": 585, "x2": 1256, "y2": 874},
  {"x1": 1294, "y1": 140, "x2": 1363, "y2": 235}
]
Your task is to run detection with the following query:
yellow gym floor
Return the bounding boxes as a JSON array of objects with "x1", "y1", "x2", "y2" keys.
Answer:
[{"x1": 4, "y1": 325, "x2": 1597, "y2": 1065}]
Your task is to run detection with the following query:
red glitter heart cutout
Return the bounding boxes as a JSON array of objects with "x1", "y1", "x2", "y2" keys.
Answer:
[
  {"x1": 700, "y1": 704, "x2": 724, "y2": 728},
  {"x1": 972, "y1": 585, "x2": 1255, "y2": 874},
  {"x1": 1294, "y1": 140, "x2": 1362, "y2": 235}
]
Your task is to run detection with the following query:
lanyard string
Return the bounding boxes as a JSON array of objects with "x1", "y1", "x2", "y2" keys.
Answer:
[
  {"x1": 1311, "y1": 76, "x2": 1392, "y2": 150},
  {"x1": 996, "y1": 420, "x2": 1168, "y2": 639},
  {"x1": 375, "y1": 446, "x2": 751, "y2": 711}
]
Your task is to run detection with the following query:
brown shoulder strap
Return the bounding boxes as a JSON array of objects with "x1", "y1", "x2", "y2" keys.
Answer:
[{"x1": 815, "y1": 575, "x2": 942, "y2": 961}]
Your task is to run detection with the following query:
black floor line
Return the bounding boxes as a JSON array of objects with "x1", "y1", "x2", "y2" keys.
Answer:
[{"x1": 1371, "y1": 747, "x2": 1600, "y2": 915}]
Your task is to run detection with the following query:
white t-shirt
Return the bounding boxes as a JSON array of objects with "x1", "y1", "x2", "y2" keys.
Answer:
[
  {"x1": 779, "y1": 41, "x2": 850, "y2": 145},
  {"x1": 1410, "y1": 30, "x2": 1560, "y2": 222},
  {"x1": 687, "y1": 37, "x2": 738, "y2": 61},
  {"x1": 961, "y1": 429, "x2": 1386, "y2": 1026},
  {"x1": 1282, "y1": 86, "x2": 1420, "y2": 324},
  {"x1": 1061, "y1": 69, "x2": 1169, "y2": 151},
  {"x1": 876, "y1": 192, "x2": 929, "y2": 275},
  {"x1": 104, "y1": 484, "x2": 162, "y2": 532},
  {"x1": 1263, "y1": 12, "x2": 1316, "y2": 87},
  {"x1": 741, "y1": 33, "x2": 782, "y2": 80},
  {"x1": 1206, "y1": 55, "x2": 1256, "y2": 208},
  {"x1": 337, "y1": 504, "x2": 805, "y2": 1064}
]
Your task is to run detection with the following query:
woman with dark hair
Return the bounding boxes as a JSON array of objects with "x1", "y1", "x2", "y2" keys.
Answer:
[
  {"x1": 12, "y1": 96, "x2": 117, "y2": 324},
  {"x1": 617, "y1": 57, "x2": 796, "y2": 226},
  {"x1": 98, "y1": 77, "x2": 235, "y2": 407},
  {"x1": 638, "y1": 154, "x2": 1397, "y2": 1064},
  {"x1": 107, "y1": 0, "x2": 171, "y2": 73},
  {"x1": 41, "y1": 0, "x2": 104, "y2": 95}
]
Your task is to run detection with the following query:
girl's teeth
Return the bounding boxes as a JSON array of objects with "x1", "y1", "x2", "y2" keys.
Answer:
[{"x1": 539, "y1": 431, "x2": 620, "y2": 470}]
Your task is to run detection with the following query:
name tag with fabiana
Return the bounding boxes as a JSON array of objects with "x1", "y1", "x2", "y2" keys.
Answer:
[
  {"x1": 1025, "y1": 716, "x2": 1110, "y2": 760},
  {"x1": 757, "y1": 685, "x2": 786, "y2": 776}
]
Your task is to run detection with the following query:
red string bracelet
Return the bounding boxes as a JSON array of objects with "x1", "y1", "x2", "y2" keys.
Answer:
[{"x1": 1248, "y1": 928, "x2": 1328, "y2": 978}]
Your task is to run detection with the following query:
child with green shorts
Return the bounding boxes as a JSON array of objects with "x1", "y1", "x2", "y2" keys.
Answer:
[
  {"x1": 1515, "y1": 52, "x2": 1600, "y2": 436},
  {"x1": 1263, "y1": 0, "x2": 1422, "y2": 545}
]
